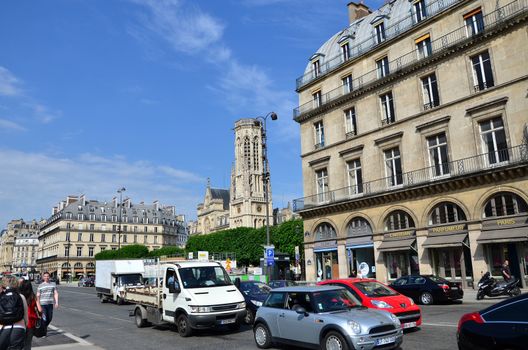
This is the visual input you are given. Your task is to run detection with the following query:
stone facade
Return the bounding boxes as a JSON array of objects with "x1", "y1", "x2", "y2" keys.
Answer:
[
  {"x1": 294, "y1": 0, "x2": 528, "y2": 287},
  {"x1": 195, "y1": 180, "x2": 230, "y2": 234},
  {"x1": 0, "y1": 219, "x2": 40, "y2": 273},
  {"x1": 37, "y1": 195, "x2": 187, "y2": 281}
]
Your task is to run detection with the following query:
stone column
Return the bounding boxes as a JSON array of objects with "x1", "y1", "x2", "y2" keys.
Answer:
[
  {"x1": 337, "y1": 244, "x2": 348, "y2": 278},
  {"x1": 304, "y1": 246, "x2": 316, "y2": 282},
  {"x1": 416, "y1": 229, "x2": 433, "y2": 275},
  {"x1": 468, "y1": 223, "x2": 484, "y2": 289},
  {"x1": 373, "y1": 238, "x2": 387, "y2": 283}
]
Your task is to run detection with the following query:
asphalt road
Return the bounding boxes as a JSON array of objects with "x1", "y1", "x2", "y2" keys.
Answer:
[{"x1": 45, "y1": 285, "x2": 495, "y2": 350}]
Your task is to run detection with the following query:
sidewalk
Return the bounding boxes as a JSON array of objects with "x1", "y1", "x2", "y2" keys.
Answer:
[
  {"x1": 33, "y1": 325, "x2": 104, "y2": 350},
  {"x1": 462, "y1": 288, "x2": 528, "y2": 304}
]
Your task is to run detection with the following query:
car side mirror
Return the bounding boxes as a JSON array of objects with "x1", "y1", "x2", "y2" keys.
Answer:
[
  {"x1": 168, "y1": 281, "x2": 181, "y2": 294},
  {"x1": 294, "y1": 306, "x2": 307, "y2": 315}
]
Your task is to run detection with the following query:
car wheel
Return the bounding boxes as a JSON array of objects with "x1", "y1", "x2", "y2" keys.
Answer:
[
  {"x1": 510, "y1": 287, "x2": 521, "y2": 297},
  {"x1": 244, "y1": 308, "x2": 255, "y2": 325},
  {"x1": 322, "y1": 331, "x2": 349, "y2": 350},
  {"x1": 177, "y1": 314, "x2": 193, "y2": 337},
  {"x1": 254, "y1": 323, "x2": 272, "y2": 349},
  {"x1": 135, "y1": 309, "x2": 147, "y2": 328},
  {"x1": 420, "y1": 292, "x2": 433, "y2": 305}
]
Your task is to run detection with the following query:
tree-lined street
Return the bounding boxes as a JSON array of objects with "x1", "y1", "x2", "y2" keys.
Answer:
[{"x1": 34, "y1": 285, "x2": 507, "y2": 350}]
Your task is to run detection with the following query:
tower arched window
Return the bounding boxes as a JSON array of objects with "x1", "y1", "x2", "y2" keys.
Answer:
[
  {"x1": 253, "y1": 136, "x2": 260, "y2": 171},
  {"x1": 314, "y1": 223, "x2": 337, "y2": 240},
  {"x1": 429, "y1": 202, "x2": 467, "y2": 225},
  {"x1": 244, "y1": 137, "x2": 251, "y2": 170},
  {"x1": 385, "y1": 210, "x2": 415, "y2": 231},
  {"x1": 483, "y1": 192, "x2": 527, "y2": 218}
]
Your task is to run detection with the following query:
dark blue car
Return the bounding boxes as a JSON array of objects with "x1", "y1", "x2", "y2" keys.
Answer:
[{"x1": 237, "y1": 281, "x2": 271, "y2": 324}]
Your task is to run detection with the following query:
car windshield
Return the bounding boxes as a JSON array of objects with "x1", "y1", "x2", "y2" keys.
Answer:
[
  {"x1": 354, "y1": 281, "x2": 398, "y2": 297},
  {"x1": 428, "y1": 275, "x2": 448, "y2": 284},
  {"x1": 179, "y1": 266, "x2": 232, "y2": 289},
  {"x1": 312, "y1": 289, "x2": 361, "y2": 313},
  {"x1": 118, "y1": 274, "x2": 142, "y2": 285},
  {"x1": 241, "y1": 282, "x2": 271, "y2": 296}
]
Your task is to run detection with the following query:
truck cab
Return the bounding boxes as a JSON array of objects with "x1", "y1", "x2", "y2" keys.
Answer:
[{"x1": 132, "y1": 261, "x2": 246, "y2": 337}]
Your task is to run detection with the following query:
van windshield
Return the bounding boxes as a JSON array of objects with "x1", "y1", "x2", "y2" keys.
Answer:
[{"x1": 178, "y1": 266, "x2": 232, "y2": 289}]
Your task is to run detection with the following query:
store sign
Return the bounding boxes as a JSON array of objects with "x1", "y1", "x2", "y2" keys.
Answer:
[
  {"x1": 384, "y1": 230, "x2": 415, "y2": 239},
  {"x1": 428, "y1": 224, "x2": 467, "y2": 234},
  {"x1": 482, "y1": 215, "x2": 528, "y2": 230},
  {"x1": 314, "y1": 240, "x2": 338, "y2": 249}
]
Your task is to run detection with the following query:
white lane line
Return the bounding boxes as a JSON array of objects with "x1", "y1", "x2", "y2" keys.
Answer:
[
  {"x1": 59, "y1": 289, "x2": 97, "y2": 297},
  {"x1": 422, "y1": 322, "x2": 457, "y2": 328},
  {"x1": 48, "y1": 324, "x2": 92, "y2": 345},
  {"x1": 62, "y1": 306, "x2": 131, "y2": 323}
]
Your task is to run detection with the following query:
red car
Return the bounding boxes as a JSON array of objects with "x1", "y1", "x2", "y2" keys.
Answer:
[{"x1": 318, "y1": 278, "x2": 422, "y2": 329}]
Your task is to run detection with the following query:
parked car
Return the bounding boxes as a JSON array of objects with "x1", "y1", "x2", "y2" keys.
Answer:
[
  {"x1": 268, "y1": 280, "x2": 297, "y2": 289},
  {"x1": 318, "y1": 278, "x2": 421, "y2": 329},
  {"x1": 390, "y1": 275, "x2": 463, "y2": 305},
  {"x1": 78, "y1": 277, "x2": 95, "y2": 287},
  {"x1": 457, "y1": 293, "x2": 528, "y2": 350},
  {"x1": 253, "y1": 285, "x2": 403, "y2": 350},
  {"x1": 237, "y1": 280, "x2": 271, "y2": 324}
]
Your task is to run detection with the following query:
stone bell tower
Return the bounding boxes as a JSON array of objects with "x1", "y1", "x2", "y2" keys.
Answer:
[{"x1": 229, "y1": 118, "x2": 273, "y2": 229}]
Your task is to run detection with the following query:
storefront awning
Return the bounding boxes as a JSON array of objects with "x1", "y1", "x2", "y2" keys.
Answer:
[
  {"x1": 346, "y1": 236, "x2": 373, "y2": 248},
  {"x1": 422, "y1": 233, "x2": 468, "y2": 248},
  {"x1": 377, "y1": 238, "x2": 416, "y2": 252},
  {"x1": 477, "y1": 229, "x2": 528, "y2": 244}
]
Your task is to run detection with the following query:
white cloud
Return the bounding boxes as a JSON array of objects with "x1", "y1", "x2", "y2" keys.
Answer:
[
  {"x1": 0, "y1": 66, "x2": 22, "y2": 97},
  {"x1": 0, "y1": 119, "x2": 26, "y2": 131},
  {"x1": 32, "y1": 103, "x2": 60, "y2": 124},
  {"x1": 0, "y1": 149, "x2": 204, "y2": 228}
]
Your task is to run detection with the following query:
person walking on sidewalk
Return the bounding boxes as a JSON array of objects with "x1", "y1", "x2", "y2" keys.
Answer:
[
  {"x1": 36, "y1": 272, "x2": 59, "y2": 336},
  {"x1": 501, "y1": 260, "x2": 512, "y2": 282},
  {"x1": 0, "y1": 276, "x2": 28, "y2": 350},
  {"x1": 19, "y1": 280, "x2": 38, "y2": 350}
]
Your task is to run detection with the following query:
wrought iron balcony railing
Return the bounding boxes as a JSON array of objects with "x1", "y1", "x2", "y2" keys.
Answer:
[
  {"x1": 293, "y1": 145, "x2": 528, "y2": 212},
  {"x1": 296, "y1": 0, "x2": 460, "y2": 90},
  {"x1": 293, "y1": 0, "x2": 528, "y2": 119}
]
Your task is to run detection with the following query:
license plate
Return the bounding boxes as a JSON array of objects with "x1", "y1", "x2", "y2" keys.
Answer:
[
  {"x1": 403, "y1": 321, "x2": 416, "y2": 329},
  {"x1": 376, "y1": 336, "x2": 396, "y2": 346},
  {"x1": 219, "y1": 318, "x2": 235, "y2": 325},
  {"x1": 451, "y1": 287, "x2": 458, "y2": 290}
]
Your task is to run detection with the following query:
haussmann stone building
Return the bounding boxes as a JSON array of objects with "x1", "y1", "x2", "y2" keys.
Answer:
[{"x1": 293, "y1": 0, "x2": 528, "y2": 288}]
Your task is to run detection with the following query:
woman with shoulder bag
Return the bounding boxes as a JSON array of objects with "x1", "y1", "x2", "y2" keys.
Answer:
[{"x1": 19, "y1": 281, "x2": 38, "y2": 350}]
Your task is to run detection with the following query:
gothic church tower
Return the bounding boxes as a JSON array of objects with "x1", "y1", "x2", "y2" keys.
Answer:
[{"x1": 230, "y1": 118, "x2": 273, "y2": 229}]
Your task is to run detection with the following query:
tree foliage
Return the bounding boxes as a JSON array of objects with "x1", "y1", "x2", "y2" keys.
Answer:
[
  {"x1": 94, "y1": 244, "x2": 149, "y2": 260},
  {"x1": 148, "y1": 246, "x2": 185, "y2": 257}
]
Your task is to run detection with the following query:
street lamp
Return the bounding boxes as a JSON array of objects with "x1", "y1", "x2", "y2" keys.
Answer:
[
  {"x1": 255, "y1": 112, "x2": 278, "y2": 280},
  {"x1": 66, "y1": 233, "x2": 71, "y2": 283},
  {"x1": 117, "y1": 187, "x2": 126, "y2": 249}
]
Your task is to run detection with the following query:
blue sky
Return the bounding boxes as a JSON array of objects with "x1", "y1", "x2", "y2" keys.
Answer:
[{"x1": 0, "y1": 0, "x2": 384, "y2": 228}]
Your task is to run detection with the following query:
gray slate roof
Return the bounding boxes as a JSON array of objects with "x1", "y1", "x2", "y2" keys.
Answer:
[{"x1": 210, "y1": 188, "x2": 230, "y2": 210}]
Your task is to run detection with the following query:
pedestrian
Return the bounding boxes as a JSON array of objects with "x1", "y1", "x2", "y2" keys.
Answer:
[
  {"x1": 0, "y1": 275, "x2": 28, "y2": 350},
  {"x1": 501, "y1": 260, "x2": 512, "y2": 282},
  {"x1": 19, "y1": 280, "x2": 38, "y2": 350},
  {"x1": 36, "y1": 272, "x2": 59, "y2": 337}
]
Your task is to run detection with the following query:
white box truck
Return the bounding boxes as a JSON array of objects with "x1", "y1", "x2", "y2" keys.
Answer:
[
  {"x1": 125, "y1": 261, "x2": 246, "y2": 337},
  {"x1": 95, "y1": 259, "x2": 145, "y2": 304}
]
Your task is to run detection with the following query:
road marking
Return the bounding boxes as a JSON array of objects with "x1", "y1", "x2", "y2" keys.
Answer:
[
  {"x1": 47, "y1": 325, "x2": 93, "y2": 345},
  {"x1": 59, "y1": 289, "x2": 97, "y2": 296},
  {"x1": 422, "y1": 322, "x2": 457, "y2": 328},
  {"x1": 62, "y1": 306, "x2": 131, "y2": 323}
]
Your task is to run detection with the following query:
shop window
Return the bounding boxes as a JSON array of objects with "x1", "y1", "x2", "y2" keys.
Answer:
[
  {"x1": 314, "y1": 223, "x2": 336, "y2": 240},
  {"x1": 384, "y1": 210, "x2": 415, "y2": 231},
  {"x1": 429, "y1": 202, "x2": 467, "y2": 225},
  {"x1": 484, "y1": 192, "x2": 527, "y2": 218}
]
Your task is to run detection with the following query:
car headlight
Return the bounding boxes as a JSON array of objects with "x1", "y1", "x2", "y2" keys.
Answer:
[
  {"x1": 251, "y1": 300, "x2": 263, "y2": 307},
  {"x1": 371, "y1": 300, "x2": 393, "y2": 309},
  {"x1": 389, "y1": 313, "x2": 401, "y2": 326},
  {"x1": 408, "y1": 297, "x2": 414, "y2": 306},
  {"x1": 237, "y1": 302, "x2": 246, "y2": 309},
  {"x1": 348, "y1": 320, "x2": 361, "y2": 335},
  {"x1": 189, "y1": 305, "x2": 213, "y2": 313}
]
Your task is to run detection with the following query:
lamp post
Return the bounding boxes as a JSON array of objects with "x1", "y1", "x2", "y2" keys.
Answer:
[
  {"x1": 66, "y1": 233, "x2": 71, "y2": 283},
  {"x1": 117, "y1": 187, "x2": 126, "y2": 249},
  {"x1": 255, "y1": 112, "x2": 278, "y2": 280}
]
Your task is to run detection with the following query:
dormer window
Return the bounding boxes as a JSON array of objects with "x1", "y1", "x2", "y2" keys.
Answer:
[
  {"x1": 375, "y1": 22, "x2": 386, "y2": 44},
  {"x1": 413, "y1": 0, "x2": 427, "y2": 23},
  {"x1": 312, "y1": 59, "x2": 321, "y2": 78},
  {"x1": 341, "y1": 42, "x2": 350, "y2": 61}
]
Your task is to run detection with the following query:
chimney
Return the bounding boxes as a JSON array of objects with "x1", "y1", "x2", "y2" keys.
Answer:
[
  {"x1": 123, "y1": 198, "x2": 131, "y2": 209},
  {"x1": 347, "y1": 1, "x2": 371, "y2": 24},
  {"x1": 153, "y1": 200, "x2": 159, "y2": 211},
  {"x1": 79, "y1": 194, "x2": 86, "y2": 205},
  {"x1": 52, "y1": 206, "x2": 58, "y2": 215},
  {"x1": 112, "y1": 197, "x2": 117, "y2": 208},
  {"x1": 66, "y1": 195, "x2": 78, "y2": 206}
]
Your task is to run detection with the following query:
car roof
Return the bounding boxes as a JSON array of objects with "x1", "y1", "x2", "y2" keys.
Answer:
[
  {"x1": 321, "y1": 278, "x2": 379, "y2": 284},
  {"x1": 480, "y1": 292, "x2": 528, "y2": 315},
  {"x1": 271, "y1": 285, "x2": 344, "y2": 293}
]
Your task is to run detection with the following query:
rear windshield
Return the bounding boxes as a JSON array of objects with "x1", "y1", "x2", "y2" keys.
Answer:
[
  {"x1": 428, "y1": 275, "x2": 448, "y2": 284},
  {"x1": 354, "y1": 281, "x2": 398, "y2": 297}
]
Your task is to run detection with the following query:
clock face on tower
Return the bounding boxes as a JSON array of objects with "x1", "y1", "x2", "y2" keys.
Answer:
[{"x1": 257, "y1": 205, "x2": 262, "y2": 212}]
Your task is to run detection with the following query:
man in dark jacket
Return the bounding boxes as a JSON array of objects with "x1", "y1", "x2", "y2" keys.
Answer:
[{"x1": 501, "y1": 260, "x2": 512, "y2": 282}]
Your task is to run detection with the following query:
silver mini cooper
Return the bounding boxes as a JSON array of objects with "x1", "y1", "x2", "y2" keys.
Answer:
[{"x1": 253, "y1": 286, "x2": 403, "y2": 350}]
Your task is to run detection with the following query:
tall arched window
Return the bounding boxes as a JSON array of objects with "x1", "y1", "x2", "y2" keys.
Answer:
[
  {"x1": 314, "y1": 223, "x2": 337, "y2": 240},
  {"x1": 62, "y1": 263, "x2": 71, "y2": 269},
  {"x1": 484, "y1": 192, "x2": 528, "y2": 218},
  {"x1": 74, "y1": 262, "x2": 83, "y2": 269},
  {"x1": 385, "y1": 210, "x2": 415, "y2": 231},
  {"x1": 244, "y1": 137, "x2": 251, "y2": 170},
  {"x1": 253, "y1": 136, "x2": 260, "y2": 171},
  {"x1": 346, "y1": 217, "x2": 372, "y2": 236},
  {"x1": 429, "y1": 202, "x2": 467, "y2": 225}
]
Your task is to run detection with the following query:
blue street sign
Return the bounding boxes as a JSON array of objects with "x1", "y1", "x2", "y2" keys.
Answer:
[{"x1": 265, "y1": 247, "x2": 275, "y2": 266}]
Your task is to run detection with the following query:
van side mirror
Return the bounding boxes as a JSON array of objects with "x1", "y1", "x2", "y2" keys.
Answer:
[
  {"x1": 234, "y1": 278, "x2": 241, "y2": 289},
  {"x1": 168, "y1": 281, "x2": 181, "y2": 294}
]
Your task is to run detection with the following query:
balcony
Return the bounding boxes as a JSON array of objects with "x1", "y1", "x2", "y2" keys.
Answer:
[
  {"x1": 295, "y1": 0, "x2": 460, "y2": 90},
  {"x1": 293, "y1": 145, "x2": 528, "y2": 212},
  {"x1": 293, "y1": 0, "x2": 528, "y2": 119}
]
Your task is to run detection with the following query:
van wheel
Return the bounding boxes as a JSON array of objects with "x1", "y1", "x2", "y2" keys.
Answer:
[
  {"x1": 135, "y1": 309, "x2": 147, "y2": 328},
  {"x1": 254, "y1": 323, "x2": 272, "y2": 349},
  {"x1": 99, "y1": 295, "x2": 107, "y2": 303},
  {"x1": 116, "y1": 296, "x2": 124, "y2": 305},
  {"x1": 322, "y1": 331, "x2": 349, "y2": 350},
  {"x1": 177, "y1": 314, "x2": 193, "y2": 337}
]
